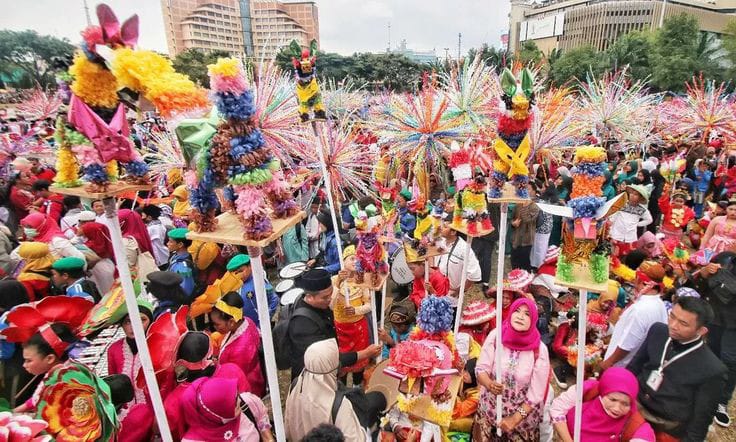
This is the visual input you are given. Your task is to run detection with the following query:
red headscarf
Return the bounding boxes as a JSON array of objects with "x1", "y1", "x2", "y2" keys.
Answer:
[
  {"x1": 501, "y1": 298, "x2": 540, "y2": 351},
  {"x1": 21, "y1": 212, "x2": 64, "y2": 243},
  {"x1": 118, "y1": 209, "x2": 154, "y2": 255},
  {"x1": 79, "y1": 222, "x2": 115, "y2": 262}
]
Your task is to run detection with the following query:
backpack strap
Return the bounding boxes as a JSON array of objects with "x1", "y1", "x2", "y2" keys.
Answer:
[
  {"x1": 331, "y1": 388, "x2": 346, "y2": 424},
  {"x1": 622, "y1": 410, "x2": 646, "y2": 442},
  {"x1": 293, "y1": 307, "x2": 328, "y2": 334}
]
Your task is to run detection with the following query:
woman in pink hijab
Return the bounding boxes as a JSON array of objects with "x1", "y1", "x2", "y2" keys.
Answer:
[
  {"x1": 20, "y1": 212, "x2": 85, "y2": 260},
  {"x1": 473, "y1": 298, "x2": 550, "y2": 441},
  {"x1": 180, "y1": 377, "x2": 273, "y2": 442},
  {"x1": 550, "y1": 367, "x2": 655, "y2": 441},
  {"x1": 636, "y1": 231, "x2": 663, "y2": 259}
]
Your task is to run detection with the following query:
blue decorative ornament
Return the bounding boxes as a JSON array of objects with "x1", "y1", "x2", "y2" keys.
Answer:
[
  {"x1": 214, "y1": 90, "x2": 256, "y2": 120},
  {"x1": 574, "y1": 162, "x2": 606, "y2": 177},
  {"x1": 417, "y1": 296, "x2": 453, "y2": 334},
  {"x1": 83, "y1": 163, "x2": 108, "y2": 184},
  {"x1": 124, "y1": 160, "x2": 149, "y2": 177},
  {"x1": 190, "y1": 181, "x2": 219, "y2": 212},
  {"x1": 568, "y1": 196, "x2": 606, "y2": 219}
]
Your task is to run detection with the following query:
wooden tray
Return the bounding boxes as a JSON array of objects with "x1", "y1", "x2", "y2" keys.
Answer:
[
  {"x1": 555, "y1": 262, "x2": 609, "y2": 293},
  {"x1": 187, "y1": 211, "x2": 305, "y2": 248},
  {"x1": 487, "y1": 182, "x2": 530, "y2": 204},
  {"x1": 50, "y1": 183, "x2": 152, "y2": 199}
]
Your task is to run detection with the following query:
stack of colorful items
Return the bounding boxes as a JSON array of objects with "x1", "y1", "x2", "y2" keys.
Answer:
[
  {"x1": 557, "y1": 145, "x2": 611, "y2": 285},
  {"x1": 189, "y1": 58, "x2": 298, "y2": 238},
  {"x1": 450, "y1": 141, "x2": 493, "y2": 235},
  {"x1": 59, "y1": 3, "x2": 207, "y2": 191}
]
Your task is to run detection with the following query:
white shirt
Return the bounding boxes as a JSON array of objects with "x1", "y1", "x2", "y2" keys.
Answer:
[
  {"x1": 147, "y1": 220, "x2": 170, "y2": 267},
  {"x1": 608, "y1": 203, "x2": 653, "y2": 243},
  {"x1": 96, "y1": 214, "x2": 113, "y2": 232},
  {"x1": 60, "y1": 209, "x2": 82, "y2": 239},
  {"x1": 604, "y1": 294, "x2": 667, "y2": 367},
  {"x1": 436, "y1": 237, "x2": 482, "y2": 292}
]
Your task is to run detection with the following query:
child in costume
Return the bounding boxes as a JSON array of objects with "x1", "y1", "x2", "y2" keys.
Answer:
[
  {"x1": 332, "y1": 245, "x2": 372, "y2": 385},
  {"x1": 146, "y1": 271, "x2": 189, "y2": 318},
  {"x1": 166, "y1": 228, "x2": 196, "y2": 299},
  {"x1": 378, "y1": 299, "x2": 417, "y2": 359},
  {"x1": 50, "y1": 256, "x2": 101, "y2": 303},
  {"x1": 458, "y1": 301, "x2": 495, "y2": 346},
  {"x1": 658, "y1": 187, "x2": 695, "y2": 243},
  {"x1": 398, "y1": 189, "x2": 417, "y2": 237},
  {"x1": 407, "y1": 255, "x2": 450, "y2": 309},
  {"x1": 608, "y1": 185, "x2": 653, "y2": 257}
]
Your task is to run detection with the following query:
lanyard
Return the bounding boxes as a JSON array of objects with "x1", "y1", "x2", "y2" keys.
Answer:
[
  {"x1": 657, "y1": 337, "x2": 704, "y2": 373},
  {"x1": 444, "y1": 239, "x2": 460, "y2": 275}
]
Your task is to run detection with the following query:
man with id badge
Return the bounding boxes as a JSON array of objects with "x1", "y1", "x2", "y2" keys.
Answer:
[{"x1": 628, "y1": 297, "x2": 726, "y2": 441}]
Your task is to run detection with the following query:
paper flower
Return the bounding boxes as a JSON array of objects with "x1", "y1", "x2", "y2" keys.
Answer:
[
  {"x1": 388, "y1": 340, "x2": 442, "y2": 379},
  {"x1": 0, "y1": 412, "x2": 51, "y2": 442},
  {"x1": 69, "y1": 53, "x2": 119, "y2": 108},
  {"x1": 417, "y1": 296, "x2": 454, "y2": 334},
  {"x1": 38, "y1": 362, "x2": 117, "y2": 442}
]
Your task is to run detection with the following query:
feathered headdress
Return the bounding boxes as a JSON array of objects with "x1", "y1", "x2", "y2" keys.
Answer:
[{"x1": 136, "y1": 307, "x2": 189, "y2": 388}]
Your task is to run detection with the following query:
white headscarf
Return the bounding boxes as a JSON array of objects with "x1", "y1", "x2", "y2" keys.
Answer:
[{"x1": 285, "y1": 339, "x2": 367, "y2": 441}]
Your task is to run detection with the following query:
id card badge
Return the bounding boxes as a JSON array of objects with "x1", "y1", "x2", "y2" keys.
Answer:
[{"x1": 647, "y1": 370, "x2": 664, "y2": 391}]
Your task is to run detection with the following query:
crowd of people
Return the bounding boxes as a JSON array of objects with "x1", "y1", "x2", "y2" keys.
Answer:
[{"x1": 2, "y1": 87, "x2": 736, "y2": 442}]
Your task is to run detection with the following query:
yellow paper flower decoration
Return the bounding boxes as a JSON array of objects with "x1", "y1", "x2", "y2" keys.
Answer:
[
  {"x1": 69, "y1": 53, "x2": 119, "y2": 108},
  {"x1": 574, "y1": 145, "x2": 606, "y2": 164},
  {"x1": 207, "y1": 57, "x2": 241, "y2": 77}
]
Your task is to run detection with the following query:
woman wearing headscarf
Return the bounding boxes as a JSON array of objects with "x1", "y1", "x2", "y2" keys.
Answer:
[
  {"x1": 551, "y1": 175, "x2": 573, "y2": 246},
  {"x1": 78, "y1": 221, "x2": 117, "y2": 293},
  {"x1": 602, "y1": 170, "x2": 617, "y2": 201},
  {"x1": 107, "y1": 299, "x2": 155, "y2": 416},
  {"x1": 635, "y1": 231, "x2": 664, "y2": 259},
  {"x1": 285, "y1": 339, "x2": 386, "y2": 441},
  {"x1": 171, "y1": 185, "x2": 191, "y2": 228},
  {"x1": 615, "y1": 160, "x2": 639, "y2": 189},
  {"x1": 306, "y1": 210, "x2": 340, "y2": 274},
  {"x1": 180, "y1": 377, "x2": 273, "y2": 442},
  {"x1": 20, "y1": 212, "x2": 85, "y2": 261},
  {"x1": 473, "y1": 298, "x2": 550, "y2": 441},
  {"x1": 118, "y1": 209, "x2": 154, "y2": 267},
  {"x1": 550, "y1": 367, "x2": 655, "y2": 441},
  {"x1": 17, "y1": 241, "x2": 54, "y2": 300}
]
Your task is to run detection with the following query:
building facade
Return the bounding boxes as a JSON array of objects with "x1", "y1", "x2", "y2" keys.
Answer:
[
  {"x1": 160, "y1": 0, "x2": 319, "y2": 59},
  {"x1": 508, "y1": 0, "x2": 736, "y2": 54}
]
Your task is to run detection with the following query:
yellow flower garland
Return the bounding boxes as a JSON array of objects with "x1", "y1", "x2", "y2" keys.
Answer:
[{"x1": 69, "y1": 52, "x2": 119, "y2": 108}]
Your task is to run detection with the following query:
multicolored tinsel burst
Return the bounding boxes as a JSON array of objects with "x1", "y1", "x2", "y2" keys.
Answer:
[
  {"x1": 576, "y1": 69, "x2": 660, "y2": 151},
  {"x1": 322, "y1": 77, "x2": 368, "y2": 119},
  {"x1": 372, "y1": 74, "x2": 468, "y2": 192},
  {"x1": 288, "y1": 115, "x2": 377, "y2": 201},
  {"x1": 250, "y1": 61, "x2": 307, "y2": 168},
  {"x1": 662, "y1": 75, "x2": 736, "y2": 143},
  {"x1": 529, "y1": 86, "x2": 581, "y2": 163},
  {"x1": 16, "y1": 88, "x2": 63, "y2": 121},
  {"x1": 138, "y1": 125, "x2": 186, "y2": 187},
  {"x1": 441, "y1": 54, "x2": 500, "y2": 133}
]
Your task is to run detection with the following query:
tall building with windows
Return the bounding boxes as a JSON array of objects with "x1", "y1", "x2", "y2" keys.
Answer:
[
  {"x1": 508, "y1": 0, "x2": 736, "y2": 54},
  {"x1": 161, "y1": 0, "x2": 319, "y2": 59}
]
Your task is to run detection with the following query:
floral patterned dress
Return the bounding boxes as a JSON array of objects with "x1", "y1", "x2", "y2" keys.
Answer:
[{"x1": 473, "y1": 336, "x2": 550, "y2": 441}]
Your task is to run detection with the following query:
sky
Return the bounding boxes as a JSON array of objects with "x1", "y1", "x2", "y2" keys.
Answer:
[{"x1": 0, "y1": 0, "x2": 511, "y2": 56}]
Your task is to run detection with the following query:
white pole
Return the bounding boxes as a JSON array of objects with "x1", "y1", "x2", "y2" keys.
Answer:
[
  {"x1": 573, "y1": 288, "x2": 588, "y2": 442},
  {"x1": 658, "y1": 0, "x2": 668, "y2": 27},
  {"x1": 495, "y1": 203, "x2": 509, "y2": 435},
  {"x1": 247, "y1": 246, "x2": 286, "y2": 442},
  {"x1": 370, "y1": 287, "x2": 379, "y2": 347},
  {"x1": 311, "y1": 121, "x2": 348, "y2": 304},
  {"x1": 102, "y1": 197, "x2": 172, "y2": 442},
  {"x1": 378, "y1": 280, "x2": 388, "y2": 362},
  {"x1": 453, "y1": 236, "x2": 472, "y2": 334}
]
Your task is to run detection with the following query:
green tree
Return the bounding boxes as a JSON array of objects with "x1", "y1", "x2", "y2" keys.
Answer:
[
  {"x1": 695, "y1": 31, "x2": 725, "y2": 82},
  {"x1": 0, "y1": 30, "x2": 74, "y2": 87},
  {"x1": 517, "y1": 41, "x2": 543, "y2": 66},
  {"x1": 172, "y1": 48, "x2": 231, "y2": 88},
  {"x1": 548, "y1": 45, "x2": 603, "y2": 86},
  {"x1": 468, "y1": 44, "x2": 506, "y2": 70},
  {"x1": 604, "y1": 30, "x2": 653, "y2": 81},
  {"x1": 650, "y1": 13, "x2": 702, "y2": 91},
  {"x1": 722, "y1": 19, "x2": 736, "y2": 79}
]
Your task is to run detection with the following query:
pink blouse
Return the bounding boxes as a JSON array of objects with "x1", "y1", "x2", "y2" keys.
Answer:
[{"x1": 475, "y1": 334, "x2": 550, "y2": 406}]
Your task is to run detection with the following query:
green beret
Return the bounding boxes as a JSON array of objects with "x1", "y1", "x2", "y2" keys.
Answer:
[
  {"x1": 52, "y1": 257, "x2": 86, "y2": 272},
  {"x1": 167, "y1": 228, "x2": 189, "y2": 241},
  {"x1": 226, "y1": 254, "x2": 251, "y2": 271},
  {"x1": 399, "y1": 189, "x2": 412, "y2": 201}
]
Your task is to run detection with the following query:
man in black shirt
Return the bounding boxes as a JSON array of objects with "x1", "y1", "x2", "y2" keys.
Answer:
[
  {"x1": 628, "y1": 297, "x2": 727, "y2": 441},
  {"x1": 287, "y1": 269, "x2": 381, "y2": 379}
]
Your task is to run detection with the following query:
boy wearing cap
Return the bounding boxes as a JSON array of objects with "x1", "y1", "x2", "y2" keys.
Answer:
[
  {"x1": 166, "y1": 228, "x2": 196, "y2": 299},
  {"x1": 609, "y1": 185, "x2": 653, "y2": 257},
  {"x1": 228, "y1": 254, "x2": 278, "y2": 328},
  {"x1": 378, "y1": 300, "x2": 416, "y2": 359},
  {"x1": 398, "y1": 189, "x2": 416, "y2": 237},
  {"x1": 51, "y1": 257, "x2": 100, "y2": 303}
]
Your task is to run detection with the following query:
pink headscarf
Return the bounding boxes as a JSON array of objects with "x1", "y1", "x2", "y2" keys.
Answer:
[
  {"x1": 118, "y1": 209, "x2": 153, "y2": 255},
  {"x1": 21, "y1": 213, "x2": 64, "y2": 243},
  {"x1": 565, "y1": 367, "x2": 642, "y2": 441},
  {"x1": 180, "y1": 377, "x2": 240, "y2": 441},
  {"x1": 501, "y1": 298, "x2": 540, "y2": 351},
  {"x1": 636, "y1": 231, "x2": 663, "y2": 258}
]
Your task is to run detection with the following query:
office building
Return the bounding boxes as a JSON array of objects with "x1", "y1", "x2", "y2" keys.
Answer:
[
  {"x1": 508, "y1": 0, "x2": 736, "y2": 54},
  {"x1": 161, "y1": 0, "x2": 319, "y2": 59}
]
